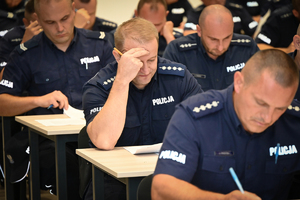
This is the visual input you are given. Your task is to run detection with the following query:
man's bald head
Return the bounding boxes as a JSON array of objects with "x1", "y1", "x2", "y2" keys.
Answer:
[{"x1": 198, "y1": 4, "x2": 232, "y2": 29}]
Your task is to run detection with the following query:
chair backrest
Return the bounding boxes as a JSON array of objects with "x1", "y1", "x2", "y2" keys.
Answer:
[{"x1": 137, "y1": 174, "x2": 153, "y2": 200}]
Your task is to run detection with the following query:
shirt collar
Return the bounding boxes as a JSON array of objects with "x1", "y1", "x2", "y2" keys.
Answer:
[{"x1": 42, "y1": 27, "x2": 77, "y2": 50}]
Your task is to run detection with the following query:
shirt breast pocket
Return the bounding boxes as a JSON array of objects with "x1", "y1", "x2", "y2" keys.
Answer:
[
  {"x1": 199, "y1": 156, "x2": 236, "y2": 193},
  {"x1": 33, "y1": 71, "x2": 61, "y2": 94},
  {"x1": 79, "y1": 63, "x2": 100, "y2": 77}
]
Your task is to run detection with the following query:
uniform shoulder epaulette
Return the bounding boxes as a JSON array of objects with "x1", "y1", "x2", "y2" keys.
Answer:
[
  {"x1": 16, "y1": 39, "x2": 39, "y2": 54},
  {"x1": 228, "y1": 2, "x2": 243, "y2": 9},
  {"x1": 86, "y1": 31, "x2": 107, "y2": 40},
  {"x1": 285, "y1": 100, "x2": 300, "y2": 118},
  {"x1": 230, "y1": 34, "x2": 253, "y2": 46},
  {"x1": 187, "y1": 97, "x2": 223, "y2": 119},
  {"x1": 173, "y1": 30, "x2": 183, "y2": 38},
  {"x1": 100, "y1": 19, "x2": 117, "y2": 29},
  {"x1": 0, "y1": 10, "x2": 17, "y2": 20},
  {"x1": 177, "y1": 36, "x2": 197, "y2": 51},
  {"x1": 96, "y1": 71, "x2": 116, "y2": 91},
  {"x1": 157, "y1": 62, "x2": 186, "y2": 77}
]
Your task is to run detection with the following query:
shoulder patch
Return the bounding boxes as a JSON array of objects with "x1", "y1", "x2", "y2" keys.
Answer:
[
  {"x1": 158, "y1": 62, "x2": 186, "y2": 77},
  {"x1": 96, "y1": 72, "x2": 116, "y2": 91},
  {"x1": 286, "y1": 100, "x2": 300, "y2": 118},
  {"x1": 16, "y1": 39, "x2": 39, "y2": 54},
  {"x1": 178, "y1": 42, "x2": 197, "y2": 51},
  {"x1": 86, "y1": 31, "x2": 107, "y2": 40},
  {"x1": 187, "y1": 99, "x2": 223, "y2": 119}
]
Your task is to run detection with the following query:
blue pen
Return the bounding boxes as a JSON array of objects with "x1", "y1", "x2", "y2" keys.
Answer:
[
  {"x1": 229, "y1": 167, "x2": 244, "y2": 194},
  {"x1": 47, "y1": 104, "x2": 53, "y2": 109},
  {"x1": 275, "y1": 143, "x2": 280, "y2": 164}
]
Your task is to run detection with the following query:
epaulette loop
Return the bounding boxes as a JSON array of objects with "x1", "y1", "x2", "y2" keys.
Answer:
[
  {"x1": 178, "y1": 42, "x2": 197, "y2": 51},
  {"x1": 16, "y1": 39, "x2": 38, "y2": 54},
  {"x1": 96, "y1": 72, "x2": 116, "y2": 90},
  {"x1": 86, "y1": 31, "x2": 106, "y2": 40},
  {"x1": 188, "y1": 99, "x2": 223, "y2": 119},
  {"x1": 286, "y1": 100, "x2": 300, "y2": 117},
  {"x1": 158, "y1": 62, "x2": 186, "y2": 77}
]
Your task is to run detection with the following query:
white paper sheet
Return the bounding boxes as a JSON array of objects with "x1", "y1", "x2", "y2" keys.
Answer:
[
  {"x1": 63, "y1": 106, "x2": 84, "y2": 119},
  {"x1": 35, "y1": 118, "x2": 85, "y2": 126},
  {"x1": 123, "y1": 143, "x2": 162, "y2": 155}
]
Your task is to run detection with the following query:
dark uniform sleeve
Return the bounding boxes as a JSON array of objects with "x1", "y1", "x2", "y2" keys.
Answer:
[
  {"x1": 162, "y1": 40, "x2": 182, "y2": 64},
  {"x1": 180, "y1": 68, "x2": 203, "y2": 99},
  {"x1": 184, "y1": 6, "x2": 202, "y2": 31},
  {"x1": 154, "y1": 102, "x2": 201, "y2": 182},
  {"x1": 238, "y1": 6, "x2": 258, "y2": 36}
]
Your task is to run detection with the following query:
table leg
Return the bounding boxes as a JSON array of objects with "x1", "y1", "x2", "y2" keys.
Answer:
[
  {"x1": 28, "y1": 129, "x2": 41, "y2": 200},
  {"x1": 126, "y1": 177, "x2": 143, "y2": 200},
  {"x1": 92, "y1": 165, "x2": 104, "y2": 200}
]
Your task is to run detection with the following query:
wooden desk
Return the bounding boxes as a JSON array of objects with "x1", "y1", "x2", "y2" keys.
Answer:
[
  {"x1": 15, "y1": 114, "x2": 84, "y2": 200},
  {"x1": 76, "y1": 147, "x2": 158, "y2": 200}
]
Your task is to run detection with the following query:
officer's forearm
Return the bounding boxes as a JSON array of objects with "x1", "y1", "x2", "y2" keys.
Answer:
[
  {"x1": 0, "y1": 94, "x2": 40, "y2": 116},
  {"x1": 152, "y1": 174, "x2": 225, "y2": 200},
  {"x1": 87, "y1": 79, "x2": 130, "y2": 150}
]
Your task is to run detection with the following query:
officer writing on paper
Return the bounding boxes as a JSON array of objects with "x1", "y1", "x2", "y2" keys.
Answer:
[
  {"x1": 152, "y1": 49, "x2": 300, "y2": 200},
  {"x1": 82, "y1": 17, "x2": 202, "y2": 199}
]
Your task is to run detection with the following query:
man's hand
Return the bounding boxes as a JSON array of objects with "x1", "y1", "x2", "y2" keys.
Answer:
[
  {"x1": 224, "y1": 190, "x2": 261, "y2": 200},
  {"x1": 35, "y1": 90, "x2": 69, "y2": 110},
  {"x1": 74, "y1": 8, "x2": 91, "y2": 29},
  {"x1": 22, "y1": 21, "x2": 43, "y2": 43},
  {"x1": 115, "y1": 48, "x2": 149, "y2": 84},
  {"x1": 161, "y1": 21, "x2": 175, "y2": 44}
]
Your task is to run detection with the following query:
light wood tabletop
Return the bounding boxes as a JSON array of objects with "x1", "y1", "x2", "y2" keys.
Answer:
[
  {"x1": 15, "y1": 114, "x2": 85, "y2": 135},
  {"x1": 76, "y1": 147, "x2": 158, "y2": 178}
]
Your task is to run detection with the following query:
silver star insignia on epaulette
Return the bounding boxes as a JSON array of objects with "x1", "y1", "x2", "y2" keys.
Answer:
[
  {"x1": 288, "y1": 105, "x2": 300, "y2": 112},
  {"x1": 231, "y1": 39, "x2": 251, "y2": 43},
  {"x1": 179, "y1": 43, "x2": 197, "y2": 48},
  {"x1": 160, "y1": 66, "x2": 184, "y2": 71},
  {"x1": 193, "y1": 101, "x2": 219, "y2": 113},
  {"x1": 103, "y1": 76, "x2": 115, "y2": 85}
]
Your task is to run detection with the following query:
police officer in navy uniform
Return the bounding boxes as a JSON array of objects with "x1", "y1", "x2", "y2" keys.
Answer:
[
  {"x1": 166, "y1": 0, "x2": 193, "y2": 28},
  {"x1": 0, "y1": 0, "x2": 114, "y2": 198},
  {"x1": 164, "y1": 5, "x2": 259, "y2": 92},
  {"x1": 255, "y1": 0, "x2": 299, "y2": 53},
  {"x1": 135, "y1": 0, "x2": 183, "y2": 57},
  {"x1": 82, "y1": 17, "x2": 202, "y2": 200},
  {"x1": 0, "y1": 0, "x2": 26, "y2": 31},
  {"x1": 184, "y1": 0, "x2": 258, "y2": 37},
  {"x1": 0, "y1": 0, "x2": 39, "y2": 79},
  {"x1": 152, "y1": 49, "x2": 300, "y2": 200},
  {"x1": 74, "y1": 0, "x2": 117, "y2": 33}
]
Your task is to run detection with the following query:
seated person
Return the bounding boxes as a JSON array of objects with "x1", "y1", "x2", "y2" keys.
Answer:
[
  {"x1": 0, "y1": 0, "x2": 114, "y2": 198},
  {"x1": 74, "y1": 0, "x2": 117, "y2": 32},
  {"x1": 255, "y1": 0, "x2": 299, "y2": 53},
  {"x1": 152, "y1": 49, "x2": 300, "y2": 200},
  {"x1": 166, "y1": 0, "x2": 193, "y2": 29},
  {"x1": 0, "y1": 0, "x2": 25, "y2": 31},
  {"x1": 163, "y1": 4, "x2": 259, "y2": 91},
  {"x1": 82, "y1": 17, "x2": 202, "y2": 200},
  {"x1": 134, "y1": 0, "x2": 183, "y2": 57},
  {"x1": 184, "y1": 0, "x2": 258, "y2": 37}
]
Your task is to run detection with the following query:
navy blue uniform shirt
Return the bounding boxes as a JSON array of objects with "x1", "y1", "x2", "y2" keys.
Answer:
[
  {"x1": 92, "y1": 17, "x2": 117, "y2": 33},
  {"x1": 163, "y1": 33, "x2": 259, "y2": 91},
  {"x1": 0, "y1": 25, "x2": 25, "y2": 71},
  {"x1": 0, "y1": 28, "x2": 115, "y2": 115},
  {"x1": 82, "y1": 57, "x2": 202, "y2": 147},
  {"x1": 154, "y1": 84, "x2": 300, "y2": 199},
  {"x1": 158, "y1": 30, "x2": 183, "y2": 57},
  {"x1": 227, "y1": 0, "x2": 263, "y2": 16},
  {"x1": 255, "y1": 4, "x2": 299, "y2": 48},
  {"x1": 0, "y1": 0, "x2": 25, "y2": 32},
  {"x1": 167, "y1": 0, "x2": 193, "y2": 27},
  {"x1": 184, "y1": 2, "x2": 258, "y2": 37}
]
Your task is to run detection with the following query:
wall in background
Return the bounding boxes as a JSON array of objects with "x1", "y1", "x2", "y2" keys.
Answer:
[{"x1": 96, "y1": 0, "x2": 201, "y2": 26}]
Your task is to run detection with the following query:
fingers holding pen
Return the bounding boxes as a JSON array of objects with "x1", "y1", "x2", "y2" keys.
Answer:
[{"x1": 37, "y1": 90, "x2": 69, "y2": 110}]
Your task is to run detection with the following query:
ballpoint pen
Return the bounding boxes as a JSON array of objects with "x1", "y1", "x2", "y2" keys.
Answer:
[
  {"x1": 47, "y1": 104, "x2": 53, "y2": 109},
  {"x1": 229, "y1": 167, "x2": 244, "y2": 194},
  {"x1": 275, "y1": 143, "x2": 280, "y2": 164}
]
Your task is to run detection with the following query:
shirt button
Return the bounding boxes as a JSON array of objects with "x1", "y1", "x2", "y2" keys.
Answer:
[
  {"x1": 216, "y1": 79, "x2": 219, "y2": 82},
  {"x1": 219, "y1": 165, "x2": 223, "y2": 171},
  {"x1": 247, "y1": 164, "x2": 251, "y2": 170}
]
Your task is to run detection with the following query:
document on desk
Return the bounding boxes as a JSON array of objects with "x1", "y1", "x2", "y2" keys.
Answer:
[
  {"x1": 124, "y1": 143, "x2": 162, "y2": 155},
  {"x1": 35, "y1": 106, "x2": 85, "y2": 126}
]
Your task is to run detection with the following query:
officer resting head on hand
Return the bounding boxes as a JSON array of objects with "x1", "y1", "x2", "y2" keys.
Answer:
[
  {"x1": 163, "y1": 4, "x2": 259, "y2": 91},
  {"x1": 152, "y1": 49, "x2": 300, "y2": 200},
  {"x1": 0, "y1": 0, "x2": 114, "y2": 198},
  {"x1": 81, "y1": 17, "x2": 202, "y2": 200}
]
